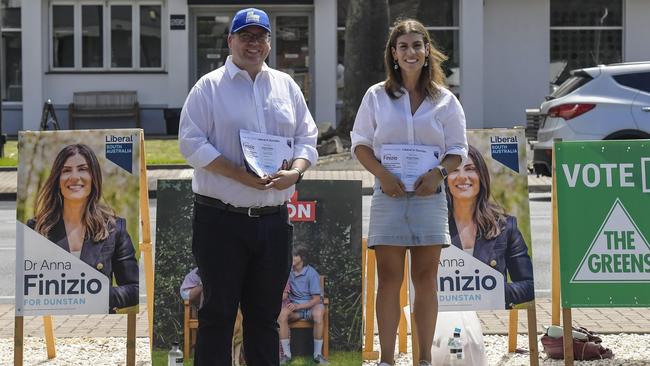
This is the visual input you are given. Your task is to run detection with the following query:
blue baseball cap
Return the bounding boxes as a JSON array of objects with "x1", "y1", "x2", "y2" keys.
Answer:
[{"x1": 230, "y1": 8, "x2": 271, "y2": 34}]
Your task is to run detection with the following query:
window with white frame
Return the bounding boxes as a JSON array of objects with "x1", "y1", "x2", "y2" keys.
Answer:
[
  {"x1": 1, "y1": 0, "x2": 22, "y2": 101},
  {"x1": 337, "y1": 0, "x2": 460, "y2": 101},
  {"x1": 50, "y1": 1, "x2": 163, "y2": 71},
  {"x1": 550, "y1": 0, "x2": 622, "y2": 86}
]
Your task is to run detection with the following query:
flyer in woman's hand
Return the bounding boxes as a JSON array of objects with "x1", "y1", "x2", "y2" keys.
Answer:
[
  {"x1": 381, "y1": 144, "x2": 440, "y2": 191},
  {"x1": 239, "y1": 129, "x2": 294, "y2": 177}
]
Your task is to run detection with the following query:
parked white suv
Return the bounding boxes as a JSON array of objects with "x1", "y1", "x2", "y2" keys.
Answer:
[{"x1": 532, "y1": 62, "x2": 650, "y2": 176}]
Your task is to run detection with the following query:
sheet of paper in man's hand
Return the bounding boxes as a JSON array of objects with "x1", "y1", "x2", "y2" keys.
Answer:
[{"x1": 240, "y1": 129, "x2": 294, "y2": 177}]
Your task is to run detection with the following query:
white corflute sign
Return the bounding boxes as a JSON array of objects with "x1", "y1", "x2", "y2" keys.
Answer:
[
  {"x1": 436, "y1": 246, "x2": 505, "y2": 311},
  {"x1": 572, "y1": 198, "x2": 650, "y2": 283},
  {"x1": 15, "y1": 222, "x2": 109, "y2": 315}
]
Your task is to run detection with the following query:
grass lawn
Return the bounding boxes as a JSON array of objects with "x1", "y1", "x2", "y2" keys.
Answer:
[
  {"x1": 0, "y1": 139, "x2": 186, "y2": 167},
  {"x1": 152, "y1": 350, "x2": 194, "y2": 366},
  {"x1": 144, "y1": 138, "x2": 186, "y2": 165},
  {"x1": 0, "y1": 141, "x2": 17, "y2": 167},
  {"x1": 284, "y1": 352, "x2": 361, "y2": 365},
  {"x1": 151, "y1": 350, "x2": 360, "y2": 365}
]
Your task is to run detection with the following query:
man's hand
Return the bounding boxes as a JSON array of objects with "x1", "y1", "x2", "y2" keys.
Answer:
[
  {"x1": 236, "y1": 169, "x2": 273, "y2": 190},
  {"x1": 414, "y1": 169, "x2": 442, "y2": 196},
  {"x1": 205, "y1": 156, "x2": 272, "y2": 190},
  {"x1": 267, "y1": 169, "x2": 300, "y2": 190},
  {"x1": 286, "y1": 302, "x2": 298, "y2": 312},
  {"x1": 378, "y1": 170, "x2": 406, "y2": 198}
]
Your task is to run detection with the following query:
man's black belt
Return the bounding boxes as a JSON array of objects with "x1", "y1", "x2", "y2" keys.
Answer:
[{"x1": 194, "y1": 194, "x2": 285, "y2": 217}]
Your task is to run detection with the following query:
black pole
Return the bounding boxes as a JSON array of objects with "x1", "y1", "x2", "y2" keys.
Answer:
[{"x1": 0, "y1": 3, "x2": 5, "y2": 157}]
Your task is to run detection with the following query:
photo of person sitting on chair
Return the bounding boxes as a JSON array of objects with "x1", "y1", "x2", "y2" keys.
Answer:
[
  {"x1": 180, "y1": 267, "x2": 245, "y2": 365},
  {"x1": 278, "y1": 246, "x2": 328, "y2": 365},
  {"x1": 180, "y1": 267, "x2": 204, "y2": 307}
]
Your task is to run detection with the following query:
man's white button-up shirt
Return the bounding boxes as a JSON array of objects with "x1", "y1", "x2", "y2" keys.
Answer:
[{"x1": 179, "y1": 56, "x2": 318, "y2": 207}]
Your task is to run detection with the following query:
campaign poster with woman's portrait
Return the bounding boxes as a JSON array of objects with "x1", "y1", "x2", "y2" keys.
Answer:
[
  {"x1": 436, "y1": 128, "x2": 535, "y2": 311},
  {"x1": 15, "y1": 129, "x2": 141, "y2": 315}
]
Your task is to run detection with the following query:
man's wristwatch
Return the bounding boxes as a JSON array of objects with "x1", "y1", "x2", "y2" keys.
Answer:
[
  {"x1": 434, "y1": 165, "x2": 448, "y2": 180},
  {"x1": 291, "y1": 168, "x2": 304, "y2": 184}
]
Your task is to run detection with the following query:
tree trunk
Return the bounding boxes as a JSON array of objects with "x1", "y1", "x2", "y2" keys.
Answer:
[{"x1": 336, "y1": 0, "x2": 389, "y2": 137}]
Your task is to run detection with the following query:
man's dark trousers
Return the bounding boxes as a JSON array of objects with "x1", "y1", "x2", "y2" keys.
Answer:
[{"x1": 192, "y1": 199, "x2": 292, "y2": 365}]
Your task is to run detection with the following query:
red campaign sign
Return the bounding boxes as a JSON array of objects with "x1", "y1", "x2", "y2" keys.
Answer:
[{"x1": 288, "y1": 191, "x2": 316, "y2": 222}]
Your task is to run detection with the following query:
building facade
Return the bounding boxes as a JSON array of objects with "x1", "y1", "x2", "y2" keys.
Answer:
[{"x1": 2, "y1": 0, "x2": 650, "y2": 135}]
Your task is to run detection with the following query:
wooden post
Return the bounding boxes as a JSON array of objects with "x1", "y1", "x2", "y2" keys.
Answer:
[
  {"x1": 362, "y1": 237, "x2": 367, "y2": 296},
  {"x1": 127, "y1": 313, "x2": 136, "y2": 366},
  {"x1": 184, "y1": 301, "x2": 191, "y2": 358},
  {"x1": 527, "y1": 303, "x2": 540, "y2": 366},
  {"x1": 562, "y1": 307, "x2": 574, "y2": 366},
  {"x1": 43, "y1": 315, "x2": 56, "y2": 358},
  {"x1": 410, "y1": 312, "x2": 419, "y2": 366},
  {"x1": 398, "y1": 256, "x2": 408, "y2": 353},
  {"x1": 362, "y1": 239, "x2": 379, "y2": 360},
  {"x1": 14, "y1": 316, "x2": 23, "y2": 366},
  {"x1": 508, "y1": 309, "x2": 518, "y2": 352},
  {"x1": 551, "y1": 139, "x2": 561, "y2": 326},
  {"x1": 408, "y1": 252, "x2": 419, "y2": 366},
  {"x1": 323, "y1": 306, "x2": 330, "y2": 359},
  {"x1": 139, "y1": 132, "x2": 155, "y2": 348}
]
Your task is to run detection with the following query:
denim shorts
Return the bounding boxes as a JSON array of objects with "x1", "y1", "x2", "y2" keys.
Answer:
[
  {"x1": 296, "y1": 308, "x2": 313, "y2": 320},
  {"x1": 367, "y1": 183, "x2": 450, "y2": 248}
]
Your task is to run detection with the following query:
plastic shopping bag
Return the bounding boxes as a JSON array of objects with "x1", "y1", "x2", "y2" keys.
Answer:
[{"x1": 430, "y1": 311, "x2": 487, "y2": 366}]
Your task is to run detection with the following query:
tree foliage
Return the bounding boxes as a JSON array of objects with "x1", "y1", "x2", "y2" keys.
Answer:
[{"x1": 152, "y1": 180, "x2": 195, "y2": 352}]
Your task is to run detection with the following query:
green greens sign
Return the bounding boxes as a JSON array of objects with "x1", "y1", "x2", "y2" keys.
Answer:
[{"x1": 555, "y1": 140, "x2": 650, "y2": 307}]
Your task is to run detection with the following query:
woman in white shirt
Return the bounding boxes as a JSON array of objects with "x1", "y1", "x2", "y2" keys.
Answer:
[{"x1": 351, "y1": 19, "x2": 468, "y2": 366}]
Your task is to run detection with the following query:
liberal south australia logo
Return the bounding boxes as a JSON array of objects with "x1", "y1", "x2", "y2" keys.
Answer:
[{"x1": 572, "y1": 198, "x2": 650, "y2": 283}]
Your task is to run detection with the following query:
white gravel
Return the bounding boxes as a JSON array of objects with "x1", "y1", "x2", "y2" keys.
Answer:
[
  {"x1": 0, "y1": 337, "x2": 151, "y2": 366},
  {"x1": 2, "y1": 334, "x2": 649, "y2": 365},
  {"x1": 362, "y1": 334, "x2": 650, "y2": 366}
]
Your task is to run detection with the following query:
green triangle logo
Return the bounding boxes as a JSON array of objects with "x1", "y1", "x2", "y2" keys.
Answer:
[{"x1": 571, "y1": 198, "x2": 650, "y2": 283}]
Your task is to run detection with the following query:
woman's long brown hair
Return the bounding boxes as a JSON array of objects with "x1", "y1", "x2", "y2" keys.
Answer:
[
  {"x1": 384, "y1": 19, "x2": 448, "y2": 100},
  {"x1": 34, "y1": 144, "x2": 115, "y2": 242},
  {"x1": 447, "y1": 145, "x2": 507, "y2": 240}
]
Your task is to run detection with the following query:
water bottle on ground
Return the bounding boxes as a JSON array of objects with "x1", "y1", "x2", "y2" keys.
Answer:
[
  {"x1": 447, "y1": 327, "x2": 465, "y2": 365},
  {"x1": 168, "y1": 341, "x2": 184, "y2": 366}
]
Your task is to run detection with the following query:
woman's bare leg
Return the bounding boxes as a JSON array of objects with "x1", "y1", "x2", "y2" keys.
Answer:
[
  {"x1": 409, "y1": 245, "x2": 443, "y2": 362},
  {"x1": 375, "y1": 245, "x2": 407, "y2": 365}
]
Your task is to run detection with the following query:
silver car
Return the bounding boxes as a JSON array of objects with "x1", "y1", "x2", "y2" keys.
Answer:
[{"x1": 532, "y1": 62, "x2": 650, "y2": 176}]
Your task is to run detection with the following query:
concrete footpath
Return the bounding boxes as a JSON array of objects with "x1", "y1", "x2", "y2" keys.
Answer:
[
  {"x1": 2, "y1": 297, "x2": 650, "y2": 339},
  {"x1": 0, "y1": 167, "x2": 550, "y2": 198},
  {"x1": 2, "y1": 166, "x2": 648, "y2": 338}
]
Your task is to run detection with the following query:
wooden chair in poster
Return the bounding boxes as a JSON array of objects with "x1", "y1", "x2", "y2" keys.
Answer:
[
  {"x1": 183, "y1": 300, "x2": 199, "y2": 357},
  {"x1": 183, "y1": 282, "x2": 329, "y2": 359},
  {"x1": 289, "y1": 275, "x2": 330, "y2": 358}
]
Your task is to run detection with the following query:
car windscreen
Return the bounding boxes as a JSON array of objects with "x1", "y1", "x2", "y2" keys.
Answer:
[{"x1": 548, "y1": 75, "x2": 593, "y2": 100}]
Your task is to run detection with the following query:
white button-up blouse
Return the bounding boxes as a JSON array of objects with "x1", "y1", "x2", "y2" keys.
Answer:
[{"x1": 351, "y1": 82, "x2": 468, "y2": 162}]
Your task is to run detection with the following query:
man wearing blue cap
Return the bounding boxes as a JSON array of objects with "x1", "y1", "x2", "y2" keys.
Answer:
[{"x1": 179, "y1": 7, "x2": 320, "y2": 366}]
